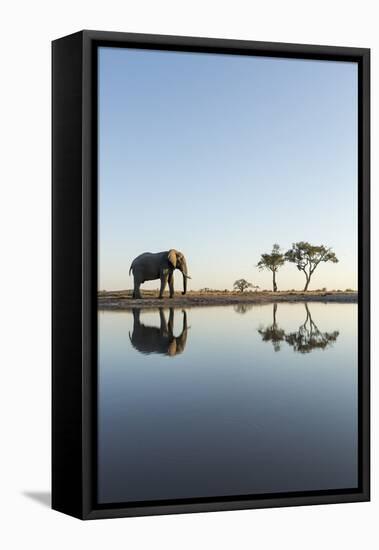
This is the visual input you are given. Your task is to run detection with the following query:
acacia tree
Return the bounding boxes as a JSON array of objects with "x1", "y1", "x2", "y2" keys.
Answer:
[
  {"x1": 233, "y1": 279, "x2": 253, "y2": 293},
  {"x1": 257, "y1": 244, "x2": 285, "y2": 292},
  {"x1": 285, "y1": 242, "x2": 338, "y2": 291}
]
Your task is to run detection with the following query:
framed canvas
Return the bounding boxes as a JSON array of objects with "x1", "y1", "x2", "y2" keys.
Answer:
[{"x1": 52, "y1": 30, "x2": 370, "y2": 520}]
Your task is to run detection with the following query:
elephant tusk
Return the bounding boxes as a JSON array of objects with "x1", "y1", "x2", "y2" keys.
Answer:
[{"x1": 184, "y1": 274, "x2": 191, "y2": 279}]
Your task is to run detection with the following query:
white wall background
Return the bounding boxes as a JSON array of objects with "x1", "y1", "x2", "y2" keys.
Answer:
[{"x1": 0, "y1": 1, "x2": 376, "y2": 548}]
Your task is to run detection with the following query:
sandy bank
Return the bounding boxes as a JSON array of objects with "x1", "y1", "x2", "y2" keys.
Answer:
[{"x1": 98, "y1": 291, "x2": 357, "y2": 310}]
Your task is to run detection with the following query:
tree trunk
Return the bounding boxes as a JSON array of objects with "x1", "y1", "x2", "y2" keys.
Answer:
[
  {"x1": 303, "y1": 275, "x2": 310, "y2": 291},
  {"x1": 272, "y1": 271, "x2": 277, "y2": 292},
  {"x1": 273, "y1": 303, "x2": 277, "y2": 325}
]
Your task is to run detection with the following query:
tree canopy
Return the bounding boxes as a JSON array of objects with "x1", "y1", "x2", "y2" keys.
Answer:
[
  {"x1": 285, "y1": 242, "x2": 338, "y2": 291},
  {"x1": 257, "y1": 243, "x2": 285, "y2": 292},
  {"x1": 233, "y1": 279, "x2": 253, "y2": 293}
]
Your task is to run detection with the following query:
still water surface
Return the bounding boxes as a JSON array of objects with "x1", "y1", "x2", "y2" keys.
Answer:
[{"x1": 98, "y1": 303, "x2": 358, "y2": 504}]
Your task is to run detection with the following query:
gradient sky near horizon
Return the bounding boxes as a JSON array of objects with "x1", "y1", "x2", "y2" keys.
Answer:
[{"x1": 98, "y1": 47, "x2": 358, "y2": 291}]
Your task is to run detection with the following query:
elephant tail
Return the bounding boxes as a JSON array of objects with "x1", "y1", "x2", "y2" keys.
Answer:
[{"x1": 129, "y1": 264, "x2": 133, "y2": 276}]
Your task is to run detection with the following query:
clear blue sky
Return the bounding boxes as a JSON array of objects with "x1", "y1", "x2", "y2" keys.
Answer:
[{"x1": 98, "y1": 47, "x2": 357, "y2": 291}]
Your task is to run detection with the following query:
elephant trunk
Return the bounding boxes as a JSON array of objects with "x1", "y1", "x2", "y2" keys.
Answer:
[
  {"x1": 182, "y1": 272, "x2": 187, "y2": 295},
  {"x1": 180, "y1": 260, "x2": 190, "y2": 295}
]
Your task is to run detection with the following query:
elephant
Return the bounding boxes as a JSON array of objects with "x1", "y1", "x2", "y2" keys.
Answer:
[
  {"x1": 129, "y1": 249, "x2": 191, "y2": 299},
  {"x1": 129, "y1": 308, "x2": 188, "y2": 356}
]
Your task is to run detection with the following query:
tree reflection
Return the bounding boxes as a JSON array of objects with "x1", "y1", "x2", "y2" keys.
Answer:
[
  {"x1": 284, "y1": 304, "x2": 339, "y2": 353},
  {"x1": 258, "y1": 303, "x2": 339, "y2": 353},
  {"x1": 129, "y1": 308, "x2": 188, "y2": 356},
  {"x1": 233, "y1": 303, "x2": 255, "y2": 315},
  {"x1": 258, "y1": 304, "x2": 285, "y2": 352}
]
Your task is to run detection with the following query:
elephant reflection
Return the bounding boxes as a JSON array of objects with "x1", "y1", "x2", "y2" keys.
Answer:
[
  {"x1": 258, "y1": 303, "x2": 339, "y2": 353},
  {"x1": 129, "y1": 308, "x2": 188, "y2": 356}
]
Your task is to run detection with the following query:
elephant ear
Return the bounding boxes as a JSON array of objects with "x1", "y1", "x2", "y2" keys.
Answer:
[{"x1": 168, "y1": 249, "x2": 177, "y2": 268}]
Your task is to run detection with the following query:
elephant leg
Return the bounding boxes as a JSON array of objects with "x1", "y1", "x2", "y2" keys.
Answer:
[
  {"x1": 166, "y1": 309, "x2": 176, "y2": 355},
  {"x1": 159, "y1": 272, "x2": 168, "y2": 298},
  {"x1": 159, "y1": 308, "x2": 168, "y2": 335},
  {"x1": 168, "y1": 272, "x2": 174, "y2": 298},
  {"x1": 168, "y1": 308, "x2": 174, "y2": 336},
  {"x1": 132, "y1": 308, "x2": 141, "y2": 325},
  {"x1": 133, "y1": 275, "x2": 142, "y2": 299}
]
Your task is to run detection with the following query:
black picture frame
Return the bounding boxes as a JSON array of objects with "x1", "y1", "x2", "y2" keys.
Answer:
[{"x1": 52, "y1": 30, "x2": 370, "y2": 520}]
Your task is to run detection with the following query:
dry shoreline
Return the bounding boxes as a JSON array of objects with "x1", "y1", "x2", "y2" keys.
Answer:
[{"x1": 98, "y1": 291, "x2": 357, "y2": 310}]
